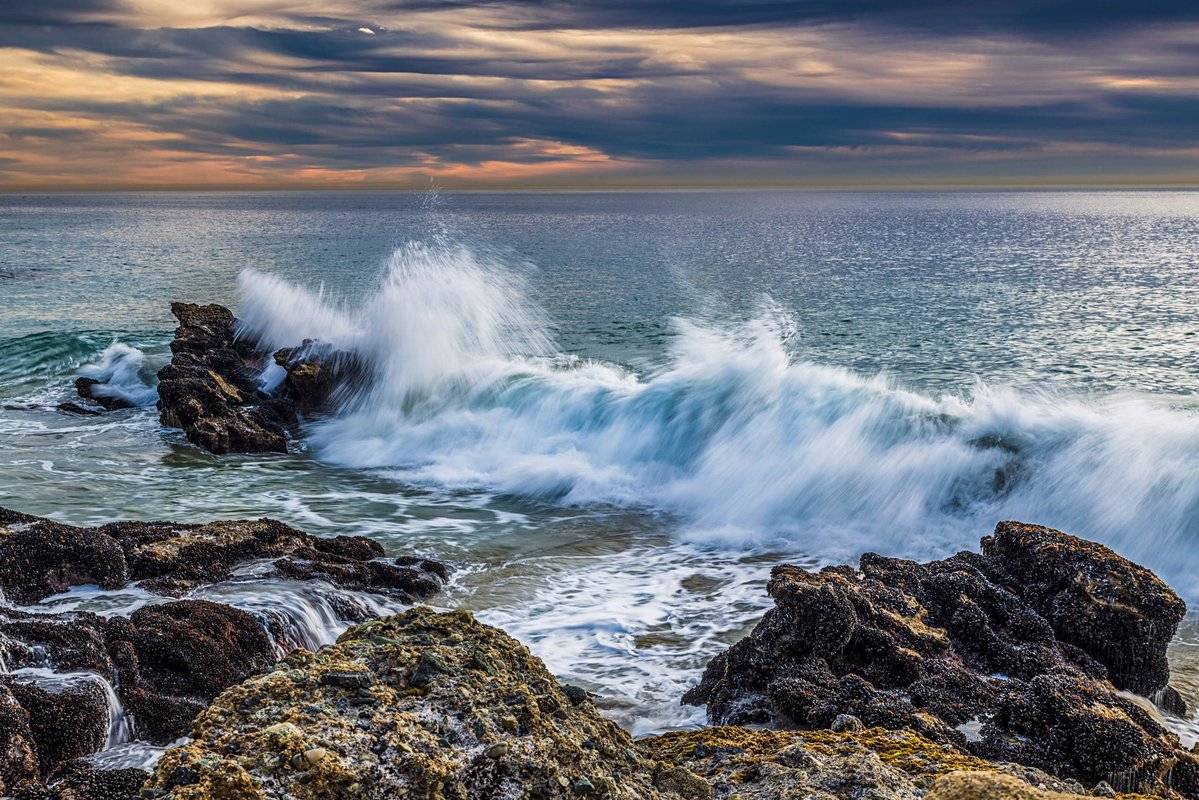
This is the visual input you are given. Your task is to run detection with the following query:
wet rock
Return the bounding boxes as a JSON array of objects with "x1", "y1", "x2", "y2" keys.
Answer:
[
  {"x1": 104, "y1": 601, "x2": 275, "y2": 744},
  {"x1": 0, "y1": 515, "x2": 128, "y2": 604},
  {"x1": 0, "y1": 684, "x2": 40, "y2": 797},
  {"x1": 684, "y1": 521, "x2": 1197, "y2": 796},
  {"x1": 156, "y1": 302, "x2": 293, "y2": 454},
  {"x1": 273, "y1": 556, "x2": 445, "y2": 601},
  {"x1": 27, "y1": 761, "x2": 148, "y2": 800},
  {"x1": 147, "y1": 608, "x2": 710, "y2": 800},
  {"x1": 0, "y1": 507, "x2": 448, "y2": 603},
  {"x1": 2, "y1": 679, "x2": 110, "y2": 778},
  {"x1": 271, "y1": 342, "x2": 362, "y2": 413},
  {"x1": 0, "y1": 608, "x2": 113, "y2": 677},
  {"x1": 74, "y1": 377, "x2": 133, "y2": 411},
  {"x1": 55, "y1": 401, "x2": 102, "y2": 417}
]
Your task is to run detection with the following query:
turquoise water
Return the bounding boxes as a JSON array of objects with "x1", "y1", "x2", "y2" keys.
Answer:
[{"x1": 2, "y1": 190, "x2": 1199, "y2": 735}]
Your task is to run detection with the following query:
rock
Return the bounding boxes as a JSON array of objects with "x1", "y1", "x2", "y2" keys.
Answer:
[
  {"x1": 146, "y1": 608, "x2": 710, "y2": 800},
  {"x1": 831, "y1": 713, "x2": 862, "y2": 732},
  {"x1": 0, "y1": 508, "x2": 446, "y2": 601},
  {"x1": 156, "y1": 302, "x2": 293, "y2": 454},
  {"x1": 924, "y1": 771, "x2": 1101, "y2": 800},
  {"x1": 0, "y1": 684, "x2": 40, "y2": 797},
  {"x1": 74, "y1": 377, "x2": 133, "y2": 411},
  {"x1": 0, "y1": 514, "x2": 128, "y2": 604},
  {"x1": 981, "y1": 521, "x2": 1186, "y2": 698},
  {"x1": 104, "y1": 600, "x2": 276, "y2": 744},
  {"x1": 56, "y1": 401, "x2": 102, "y2": 416},
  {"x1": 642, "y1": 724, "x2": 1103, "y2": 800},
  {"x1": 2, "y1": 679, "x2": 110, "y2": 779},
  {"x1": 684, "y1": 521, "x2": 1197, "y2": 796},
  {"x1": 271, "y1": 342, "x2": 362, "y2": 413},
  {"x1": 29, "y1": 761, "x2": 148, "y2": 800}
]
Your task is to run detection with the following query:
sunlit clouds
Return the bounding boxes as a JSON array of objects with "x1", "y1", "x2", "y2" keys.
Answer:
[{"x1": 1, "y1": 1, "x2": 1197, "y2": 188}]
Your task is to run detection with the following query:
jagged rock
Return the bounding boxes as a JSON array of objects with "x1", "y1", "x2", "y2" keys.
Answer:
[
  {"x1": 105, "y1": 600, "x2": 276, "y2": 744},
  {"x1": 156, "y1": 302, "x2": 293, "y2": 454},
  {"x1": 684, "y1": 521, "x2": 1197, "y2": 796},
  {"x1": 980, "y1": 521, "x2": 1186, "y2": 699},
  {"x1": 55, "y1": 401, "x2": 102, "y2": 417},
  {"x1": 146, "y1": 608, "x2": 709, "y2": 800},
  {"x1": 0, "y1": 507, "x2": 450, "y2": 760},
  {"x1": 74, "y1": 377, "x2": 133, "y2": 411}
]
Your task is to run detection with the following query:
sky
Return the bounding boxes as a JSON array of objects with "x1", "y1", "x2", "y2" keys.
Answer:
[{"x1": 1, "y1": 1, "x2": 1197, "y2": 189}]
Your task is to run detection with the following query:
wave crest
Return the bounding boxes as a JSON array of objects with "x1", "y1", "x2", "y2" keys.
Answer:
[{"x1": 236, "y1": 243, "x2": 1199, "y2": 594}]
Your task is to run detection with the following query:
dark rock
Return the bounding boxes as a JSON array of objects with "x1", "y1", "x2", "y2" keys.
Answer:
[
  {"x1": 981, "y1": 520, "x2": 1186, "y2": 697},
  {"x1": 55, "y1": 402, "x2": 101, "y2": 417},
  {"x1": 104, "y1": 600, "x2": 275, "y2": 744},
  {"x1": 0, "y1": 507, "x2": 447, "y2": 603},
  {"x1": 0, "y1": 684, "x2": 40, "y2": 797},
  {"x1": 273, "y1": 556, "x2": 445, "y2": 601},
  {"x1": 35, "y1": 761, "x2": 148, "y2": 800},
  {"x1": 74, "y1": 377, "x2": 133, "y2": 411},
  {"x1": 2, "y1": 679, "x2": 109, "y2": 777},
  {"x1": 156, "y1": 302, "x2": 291, "y2": 454},
  {"x1": 0, "y1": 608, "x2": 113, "y2": 677},
  {"x1": 272, "y1": 341, "x2": 362, "y2": 413},
  {"x1": 684, "y1": 521, "x2": 1197, "y2": 796},
  {"x1": 0, "y1": 517, "x2": 128, "y2": 604}
]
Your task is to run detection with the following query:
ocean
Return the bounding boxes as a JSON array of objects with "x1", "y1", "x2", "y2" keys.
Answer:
[{"x1": 2, "y1": 189, "x2": 1199, "y2": 741}]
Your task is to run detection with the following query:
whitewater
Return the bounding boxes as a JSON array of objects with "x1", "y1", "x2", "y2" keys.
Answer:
[{"x1": 222, "y1": 241, "x2": 1199, "y2": 595}]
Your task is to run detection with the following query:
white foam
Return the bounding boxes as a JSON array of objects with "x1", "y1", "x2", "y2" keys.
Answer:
[
  {"x1": 76, "y1": 342, "x2": 158, "y2": 407},
  {"x1": 236, "y1": 241, "x2": 1199, "y2": 597}
]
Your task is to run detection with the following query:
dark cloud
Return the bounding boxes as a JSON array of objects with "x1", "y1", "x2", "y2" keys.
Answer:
[
  {"x1": 1, "y1": 0, "x2": 1197, "y2": 185},
  {"x1": 384, "y1": 0, "x2": 1199, "y2": 36}
]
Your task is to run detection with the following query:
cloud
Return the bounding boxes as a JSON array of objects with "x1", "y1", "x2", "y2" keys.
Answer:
[{"x1": 0, "y1": 0, "x2": 1196, "y2": 187}]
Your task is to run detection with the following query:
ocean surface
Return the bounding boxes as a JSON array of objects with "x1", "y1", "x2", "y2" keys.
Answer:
[{"x1": 3, "y1": 189, "x2": 1199, "y2": 751}]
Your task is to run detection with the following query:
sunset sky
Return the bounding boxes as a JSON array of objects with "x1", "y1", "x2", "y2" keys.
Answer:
[{"x1": 2, "y1": 1, "x2": 1197, "y2": 189}]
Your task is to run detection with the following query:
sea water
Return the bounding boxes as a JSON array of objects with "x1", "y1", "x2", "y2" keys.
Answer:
[{"x1": 2, "y1": 189, "x2": 1199, "y2": 738}]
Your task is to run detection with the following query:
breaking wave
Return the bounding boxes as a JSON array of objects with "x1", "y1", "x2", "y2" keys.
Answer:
[{"x1": 235, "y1": 243, "x2": 1199, "y2": 592}]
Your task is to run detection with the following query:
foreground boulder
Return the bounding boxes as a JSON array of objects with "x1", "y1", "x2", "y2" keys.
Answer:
[
  {"x1": 148, "y1": 609, "x2": 1121, "y2": 800},
  {"x1": 147, "y1": 608, "x2": 699, "y2": 800},
  {"x1": 684, "y1": 521, "x2": 1197, "y2": 796},
  {"x1": 156, "y1": 302, "x2": 295, "y2": 454}
]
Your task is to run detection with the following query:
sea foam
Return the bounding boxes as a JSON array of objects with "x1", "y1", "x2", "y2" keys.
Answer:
[{"x1": 236, "y1": 242, "x2": 1199, "y2": 593}]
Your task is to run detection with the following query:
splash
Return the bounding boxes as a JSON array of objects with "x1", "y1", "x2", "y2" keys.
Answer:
[
  {"x1": 236, "y1": 242, "x2": 1199, "y2": 595},
  {"x1": 76, "y1": 342, "x2": 158, "y2": 407}
]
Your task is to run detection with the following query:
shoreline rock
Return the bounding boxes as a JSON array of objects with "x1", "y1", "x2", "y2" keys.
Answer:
[
  {"x1": 0, "y1": 507, "x2": 451, "y2": 798},
  {"x1": 682, "y1": 521, "x2": 1196, "y2": 797}
]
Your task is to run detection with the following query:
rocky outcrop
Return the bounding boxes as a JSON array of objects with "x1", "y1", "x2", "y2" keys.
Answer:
[
  {"x1": 146, "y1": 607, "x2": 702, "y2": 800},
  {"x1": 0, "y1": 508, "x2": 448, "y2": 602},
  {"x1": 683, "y1": 522, "x2": 1197, "y2": 796},
  {"x1": 156, "y1": 302, "x2": 295, "y2": 454}
]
